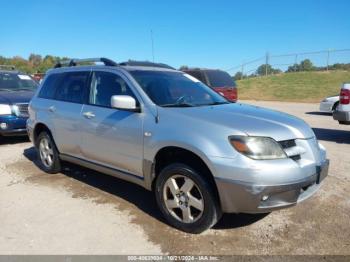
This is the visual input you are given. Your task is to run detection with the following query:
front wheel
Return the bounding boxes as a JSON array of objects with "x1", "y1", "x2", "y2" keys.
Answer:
[
  {"x1": 155, "y1": 163, "x2": 221, "y2": 234},
  {"x1": 36, "y1": 131, "x2": 61, "y2": 174}
]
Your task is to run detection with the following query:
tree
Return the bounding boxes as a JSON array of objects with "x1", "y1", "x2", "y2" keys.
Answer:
[
  {"x1": 287, "y1": 63, "x2": 300, "y2": 72},
  {"x1": 256, "y1": 64, "x2": 273, "y2": 76},
  {"x1": 179, "y1": 65, "x2": 189, "y2": 70},
  {"x1": 28, "y1": 53, "x2": 42, "y2": 67},
  {"x1": 299, "y1": 59, "x2": 314, "y2": 71},
  {"x1": 286, "y1": 59, "x2": 315, "y2": 72},
  {"x1": 233, "y1": 71, "x2": 243, "y2": 80}
]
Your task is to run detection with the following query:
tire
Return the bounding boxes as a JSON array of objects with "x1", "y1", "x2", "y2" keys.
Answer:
[
  {"x1": 36, "y1": 131, "x2": 61, "y2": 174},
  {"x1": 155, "y1": 163, "x2": 222, "y2": 234}
]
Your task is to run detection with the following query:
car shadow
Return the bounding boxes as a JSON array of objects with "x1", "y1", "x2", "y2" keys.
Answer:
[
  {"x1": 305, "y1": 111, "x2": 332, "y2": 116},
  {"x1": 213, "y1": 213, "x2": 269, "y2": 230},
  {"x1": 0, "y1": 136, "x2": 29, "y2": 145},
  {"x1": 313, "y1": 127, "x2": 350, "y2": 144},
  {"x1": 23, "y1": 146, "x2": 268, "y2": 231}
]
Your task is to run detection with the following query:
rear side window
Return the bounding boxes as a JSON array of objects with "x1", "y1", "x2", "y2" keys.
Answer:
[
  {"x1": 38, "y1": 73, "x2": 63, "y2": 99},
  {"x1": 89, "y1": 71, "x2": 137, "y2": 107},
  {"x1": 205, "y1": 70, "x2": 235, "y2": 88},
  {"x1": 54, "y1": 71, "x2": 90, "y2": 104}
]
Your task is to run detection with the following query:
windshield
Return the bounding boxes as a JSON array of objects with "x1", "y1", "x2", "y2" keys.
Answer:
[
  {"x1": 0, "y1": 73, "x2": 38, "y2": 91},
  {"x1": 205, "y1": 70, "x2": 235, "y2": 87},
  {"x1": 129, "y1": 70, "x2": 228, "y2": 107}
]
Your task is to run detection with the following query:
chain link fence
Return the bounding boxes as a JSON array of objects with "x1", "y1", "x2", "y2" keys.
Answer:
[{"x1": 227, "y1": 48, "x2": 350, "y2": 79}]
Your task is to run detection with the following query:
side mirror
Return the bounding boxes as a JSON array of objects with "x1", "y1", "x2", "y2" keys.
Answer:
[{"x1": 111, "y1": 95, "x2": 139, "y2": 112}]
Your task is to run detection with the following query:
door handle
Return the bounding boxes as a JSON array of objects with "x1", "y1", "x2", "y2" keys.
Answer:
[
  {"x1": 83, "y1": 111, "x2": 95, "y2": 119},
  {"x1": 48, "y1": 106, "x2": 56, "y2": 113}
]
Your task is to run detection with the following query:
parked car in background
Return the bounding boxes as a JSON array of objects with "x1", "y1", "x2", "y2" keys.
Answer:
[
  {"x1": 319, "y1": 95, "x2": 339, "y2": 113},
  {"x1": 182, "y1": 68, "x2": 237, "y2": 102},
  {"x1": 333, "y1": 83, "x2": 350, "y2": 125},
  {"x1": 28, "y1": 58, "x2": 328, "y2": 233},
  {"x1": 0, "y1": 66, "x2": 38, "y2": 137},
  {"x1": 31, "y1": 73, "x2": 45, "y2": 83}
]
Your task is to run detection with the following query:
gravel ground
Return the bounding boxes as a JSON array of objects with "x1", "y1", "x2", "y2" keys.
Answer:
[{"x1": 0, "y1": 100, "x2": 349, "y2": 255}]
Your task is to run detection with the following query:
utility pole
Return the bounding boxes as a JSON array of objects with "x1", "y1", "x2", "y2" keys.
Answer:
[
  {"x1": 265, "y1": 52, "x2": 269, "y2": 76},
  {"x1": 241, "y1": 62, "x2": 244, "y2": 80},
  {"x1": 294, "y1": 54, "x2": 298, "y2": 72},
  {"x1": 326, "y1": 49, "x2": 330, "y2": 71},
  {"x1": 151, "y1": 30, "x2": 155, "y2": 63}
]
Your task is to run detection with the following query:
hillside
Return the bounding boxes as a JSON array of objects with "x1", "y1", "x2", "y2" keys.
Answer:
[{"x1": 237, "y1": 70, "x2": 350, "y2": 102}]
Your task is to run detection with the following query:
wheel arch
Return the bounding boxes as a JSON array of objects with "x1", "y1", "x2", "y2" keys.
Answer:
[
  {"x1": 149, "y1": 146, "x2": 220, "y2": 204},
  {"x1": 33, "y1": 123, "x2": 57, "y2": 150},
  {"x1": 332, "y1": 101, "x2": 339, "y2": 111}
]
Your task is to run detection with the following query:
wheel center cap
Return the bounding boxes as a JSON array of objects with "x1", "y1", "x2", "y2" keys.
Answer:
[{"x1": 179, "y1": 195, "x2": 186, "y2": 203}]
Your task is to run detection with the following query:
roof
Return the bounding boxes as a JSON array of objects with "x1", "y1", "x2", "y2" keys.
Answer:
[
  {"x1": 182, "y1": 68, "x2": 223, "y2": 72},
  {"x1": 49, "y1": 58, "x2": 178, "y2": 74},
  {"x1": 119, "y1": 61, "x2": 175, "y2": 70}
]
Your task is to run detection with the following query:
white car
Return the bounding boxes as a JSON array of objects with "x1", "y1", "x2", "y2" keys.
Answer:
[
  {"x1": 319, "y1": 95, "x2": 339, "y2": 113},
  {"x1": 333, "y1": 83, "x2": 350, "y2": 125}
]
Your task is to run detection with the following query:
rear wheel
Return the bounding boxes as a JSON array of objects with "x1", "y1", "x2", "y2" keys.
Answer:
[
  {"x1": 36, "y1": 131, "x2": 61, "y2": 174},
  {"x1": 155, "y1": 163, "x2": 221, "y2": 234}
]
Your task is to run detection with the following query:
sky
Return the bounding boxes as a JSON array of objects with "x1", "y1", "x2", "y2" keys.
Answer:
[{"x1": 1, "y1": 0, "x2": 350, "y2": 73}]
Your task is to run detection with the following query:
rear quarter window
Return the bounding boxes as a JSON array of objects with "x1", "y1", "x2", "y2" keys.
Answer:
[{"x1": 205, "y1": 70, "x2": 235, "y2": 88}]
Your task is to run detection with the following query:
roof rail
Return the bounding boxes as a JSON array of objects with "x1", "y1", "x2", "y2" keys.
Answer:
[
  {"x1": 119, "y1": 60, "x2": 175, "y2": 70},
  {"x1": 0, "y1": 65, "x2": 16, "y2": 71},
  {"x1": 54, "y1": 57, "x2": 118, "y2": 68}
]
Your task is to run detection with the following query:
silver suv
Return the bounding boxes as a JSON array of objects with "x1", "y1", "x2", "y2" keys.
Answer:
[{"x1": 27, "y1": 58, "x2": 329, "y2": 233}]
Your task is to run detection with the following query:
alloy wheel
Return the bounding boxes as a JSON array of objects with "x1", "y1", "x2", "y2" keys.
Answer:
[
  {"x1": 39, "y1": 137, "x2": 54, "y2": 168},
  {"x1": 163, "y1": 175, "x2": 204, "y2": 223}
]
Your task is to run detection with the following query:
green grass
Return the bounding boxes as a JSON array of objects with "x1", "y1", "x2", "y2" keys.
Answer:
[{"x1": 237, "y1": 70, "x2": 350, "y2": 102}]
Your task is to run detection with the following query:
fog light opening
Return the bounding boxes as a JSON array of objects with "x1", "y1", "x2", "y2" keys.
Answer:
[
  {"x1": 261, "y1": 195, "x2": 269, "y2": 201},
  {"x1": 0, "y1": 123, "x2": 8, "y2": 130}
]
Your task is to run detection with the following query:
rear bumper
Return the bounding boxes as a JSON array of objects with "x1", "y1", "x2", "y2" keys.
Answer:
[
  {"x1": 333, "y1": 110, "x2": 350, "y2": 124},
  {"x1": 215, "y1": 159, "x2": 329, "y2": 213},
  {"x1": 0, "y1": 116, "x2": 28, "y2": 137}
]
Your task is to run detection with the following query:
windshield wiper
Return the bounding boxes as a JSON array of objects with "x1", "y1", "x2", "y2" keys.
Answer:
[
  {"x1": 161, "y1": 103, "x2": 194, "y2": 107},
  {"x1": 0, "y1": 88, "x2": 14, "y2": 92},
  {"x1": 16, "y1": 88, "x2": 34, "y2": 91}
]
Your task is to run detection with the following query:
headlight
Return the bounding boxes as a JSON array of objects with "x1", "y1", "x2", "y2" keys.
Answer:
[
  {"x1": 0, "y1": 104, "x2": 12, "y2": 115},
  {"x1": 229, "y1": 136, "x2": 287, "y2": 160}
]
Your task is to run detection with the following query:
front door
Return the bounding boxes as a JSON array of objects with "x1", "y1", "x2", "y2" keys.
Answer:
[{"x1": 80, "y1": 70, "x2": 144, "y2": 177}]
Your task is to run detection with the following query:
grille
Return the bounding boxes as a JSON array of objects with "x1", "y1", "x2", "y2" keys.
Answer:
[
  {"x1": 279, "y1": 139, "x2": 296, "y2": 149},
  {"x1": 279, "y1": 139, "x2": 302, "y2": 161},
  {"x1": 15, "y1": 103, "x2": 29, "y2": 117}
]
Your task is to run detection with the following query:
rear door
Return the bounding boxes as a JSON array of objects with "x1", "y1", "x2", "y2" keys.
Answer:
[
  {"x1": 80, "y1": 70, "x2": 144, "y2": 177},
  {"x1": 49, "y1": 70, "x2": 90, "y2": 157}
]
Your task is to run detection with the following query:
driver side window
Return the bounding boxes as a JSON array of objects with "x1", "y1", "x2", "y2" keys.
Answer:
[{"x1": 89, "y1": 71, "x2": 137, "y2": 107}]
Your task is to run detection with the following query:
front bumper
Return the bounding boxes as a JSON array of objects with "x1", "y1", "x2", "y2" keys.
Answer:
[
  {"x1": 333, "y1": 110, "x2": 350, "y2": 124},
  {"x1": 215, "y1": 159, "x2": 329, "y2": 213},
  {"x1": 0, "y1": 116, "x2": 28, "y2": 137}
]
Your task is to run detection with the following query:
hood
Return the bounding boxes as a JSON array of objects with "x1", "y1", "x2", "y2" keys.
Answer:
[
  {"x1": 159, "y1": 103, "x2": 315, "y2": 141},
  {"x1": 0, "y1": 90, "x2": 35, "y2": 104}
]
